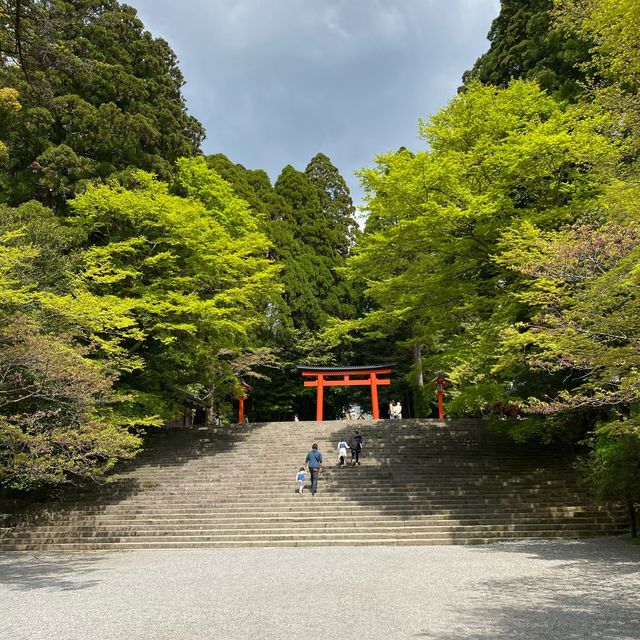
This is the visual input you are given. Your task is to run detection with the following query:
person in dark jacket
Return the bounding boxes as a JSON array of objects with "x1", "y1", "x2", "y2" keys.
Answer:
[
  {"x1": 348, "y1": 429, "x2": 363, "y2": 465},
  {"x1": 305, "y1": 443, "x2": 323, "y2": 495}
]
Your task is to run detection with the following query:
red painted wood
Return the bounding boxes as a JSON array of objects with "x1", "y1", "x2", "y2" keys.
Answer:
[
  {"x1": 304, "y1": 378, "x2": 390, "y2": 387},
  {"x1": 301, "y1": 368, "x2": 391, "y2": 378},
  {"x1": 437, "y1": 391, "x2": 444, "y2": 419},
  {"x1": 238, "y1": 396, "x2": 245, "y2": 425},
  {"x1": 316, "y1": 374, "x2": 324, "y2": 421},
  {"x1": 370, "y1": 372, "x2": 380, "y2": 419}
]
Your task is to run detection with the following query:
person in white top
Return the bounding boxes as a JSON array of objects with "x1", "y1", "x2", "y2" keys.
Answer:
[
  {"x1": 394, "y1": 401, "x2": 403, "y2": 419},
  {"x1": 337, "y1": 440, "x2": 348, "y2": 466}
]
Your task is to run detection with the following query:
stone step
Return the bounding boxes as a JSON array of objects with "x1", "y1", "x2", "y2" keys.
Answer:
[
  {"x1": 99, "y1": 476, "x2": 583, "y2": 484},
  {"x1": 24, "y1": 508, "x2": 618, "y2": 523},
  {"x1": 6, "y1": 526, "x2": 625, "y2": 546},
  {"x1": 58, "y1": 502, "x2": 598, "y2": 515},
  {"x1": 0, "y1": 536, "x2": 596, "y2": 551},
  {"x1": 70, "y1": 492, "x2": 587, "y2": 504},
  {"x1": 3, "y1": 418, "x2": 626, "y2": 549},
  {"x1": 29, "y1": 512, "x2": 619, "y2": 530},
  {"x1": 69, "y1": 472, "x2": 584, "y2": 480},
  {"x1": 4, "y1": 525, "x2": 626, "y2": 543},
  {"x1": 45, "y1": 508, "x2": 616, "y2": 523},
  {"x1": 50, "y1": 493, "x2": 611, "y2": 506},
  {"x1": 127, "y1": 461, "x2": 564, "y2": 471},
  {"x1": 1, "y1": 528, "x2": 627, "y2": 552},
  {"x1": 64, "y1": 486, "x2": 589, "y2": 500},
  {"x1": 26, "y1": 516, "x2": 618, "y2": 531},
  {"x1": 130, "y1": 454, "x2": 561, "y2": 462},
  {"x1": 110, "y1": 478, "x2": 581, "y2": 488},
  {"x1": 12, "y1": 517, "x2": 622, "y2": 536},
  {"x1": 63, "y1": 496, "x2": 590, "y2": 508}
]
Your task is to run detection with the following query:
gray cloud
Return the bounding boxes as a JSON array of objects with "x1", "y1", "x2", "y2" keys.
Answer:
[{"x1": 127, "y1": 0, "x2": 499, "y2": 204}]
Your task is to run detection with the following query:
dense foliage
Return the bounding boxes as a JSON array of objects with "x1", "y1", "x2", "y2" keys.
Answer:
[
  {"x1": 337, "y1": 0, "x2": 640, "y2": 531},
  {"x1": 463, "y1": 0, "x2": 590, "y2": 100},
  {"x1": 0, "y1": 158, "x2": 280, "y2": 489},
  {"x1": 0, "y1": 0, "x2": 286, "y2": 490},
  {"x1": 0, "y1": 0, "x2": 204, "y2": 209},
  {"x1": 0, "y1": 201, "x2": 142, "y2": 488},
  {"x1": 334, "y1": 80, "x2": 618, "y2": 413}
]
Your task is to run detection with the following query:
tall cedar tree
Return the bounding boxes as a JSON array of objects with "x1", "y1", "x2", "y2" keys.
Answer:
[
  {"x1": 0, "y1": 0, "x2": 204, "y2": 209},
  {"x1": 274, "y1": 165, "x2": 342, "y2": 331},
  {"x1": 205, "y1": 154, "x2": 303, "y2": 335},
  {"x1": 556, "y1": 0, "x2": 640, "y2": 161},
  {"x1": 463, "y1": 0, "x2": 590, "y2": 100},
  {"x1": 203, "y1": 155, "x2": 316, "y2": 418},
  {"x1": 304, "y1": 152, "x2": 359, "y2": 258},
  {"x1": 209, "y1": 153, "x2": 358, "y2": 328}
]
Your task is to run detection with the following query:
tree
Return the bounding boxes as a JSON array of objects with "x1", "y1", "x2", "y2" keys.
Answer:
[
  {"x1": 205, "y1": 154, "x2": 273, "y2": 220},
  {"x1": 495, "y1": 190, "x2": 640, "y2": 530},
  {"x1": 203, "y1": 153, "x2": 362, "y2": 418},
  {"x1": 0, "y1": 86, "x2": 20, "y2": 162},
  {"x1": 496, "y1": 214, "x2": 640, "y2": 417},
  {"x1": 305, "y1": 152, "x2": 359, "y2": 258},
  {"x1": 0, "y1": 0, "x2": 204, "y2": 208},
  {"x1": 0, "y1": 316, "x2": 141, "y2": 490},
  {"x1": 555, "y1": 0, "x2": 640, "y2": 159},
  {"x1": 0, "y1": 203, "x2": 142, "y2": 490},
  {"x1": 583, "y1": 426, "x2": 640, "y2": 538},
  {"x1": 555, "y1": 0, "x2": 640, "y2": 89},
  {"x1": 66, "y1": 159, "x2": 280, "y2": 417},
  {"x1": 0, "y1": 156, "x2": 284, "y2": 489},
  {"x1": 463, "y1": 0, "x2": 591, "y2": 100},
  {"x1": 338, "y1": 81, "x2": 617, "y2": 416},
  {"x1": 275, "y1": 165, "x2": 351, "y2": 330},
  {"x1": 204, "y1": 154, "x2": 301, "y2": 337}
]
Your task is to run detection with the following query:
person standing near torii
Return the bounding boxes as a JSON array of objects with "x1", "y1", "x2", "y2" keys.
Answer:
[{"x1": 389, "y1": 400, "x2": 403, "y2": 419}]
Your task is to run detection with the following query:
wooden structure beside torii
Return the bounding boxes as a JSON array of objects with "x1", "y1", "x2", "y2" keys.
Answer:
[{"x1": 299, "y1": 364, "x2": 394, "y2": 421}]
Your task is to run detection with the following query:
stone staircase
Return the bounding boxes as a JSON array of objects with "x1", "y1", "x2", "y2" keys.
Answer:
[{"x1": 0, "y1": 419, "x2": 627, "y2": 550}]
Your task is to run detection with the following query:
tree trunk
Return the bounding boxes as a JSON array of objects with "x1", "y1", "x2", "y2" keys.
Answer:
[
  {"x1": 627, "y1": 499, "x2": 638, "y2": 539},
  {"x1": 411, "y1": 337, "x2": 429, "y2": 417},
  {"x1": 412, "y1": 341, "x2": 424, "y2": 388},
  {"x1": 206, "y1": 363, "x2": 217, "y2": 426}
]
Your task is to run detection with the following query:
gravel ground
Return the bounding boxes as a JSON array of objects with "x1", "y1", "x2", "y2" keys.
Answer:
[{"x1": 1, "y1": 538, "x2": 639, "y2": 640}]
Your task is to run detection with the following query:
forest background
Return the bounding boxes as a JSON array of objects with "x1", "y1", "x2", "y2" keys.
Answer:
[{"x1": 0, "y1": 0, "x2": 638, "y2": 533}]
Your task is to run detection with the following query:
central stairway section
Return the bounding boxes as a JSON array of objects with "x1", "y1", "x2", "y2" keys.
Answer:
[{"x1": 0, "y1": 419, "x2": 626, "y2": 550}]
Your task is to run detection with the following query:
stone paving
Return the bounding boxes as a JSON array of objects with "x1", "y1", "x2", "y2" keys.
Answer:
[{"x1": 1, "y1": 537, "x2": 639, "y2": 640}]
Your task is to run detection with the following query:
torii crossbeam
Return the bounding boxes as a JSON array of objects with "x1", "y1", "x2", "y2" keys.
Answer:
[{"x1": 299, "y1": 364, "x2": 394, "y2": 421}]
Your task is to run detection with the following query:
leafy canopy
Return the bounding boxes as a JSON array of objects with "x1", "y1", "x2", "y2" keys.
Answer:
[
  {"x1": 0, "y1": 0, "x2": 204, "y2": 208},
  {"x1": 339, "y1": 80, "x2": 618, "y2": 415}
]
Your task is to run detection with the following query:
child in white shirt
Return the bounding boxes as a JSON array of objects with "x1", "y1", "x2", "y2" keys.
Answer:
[
  {"x1": 338, "y1": 441, "x2": 348, "y2": 466},
  {"x1": 296, "y1": 467, "x2": 306, "y2": 494}
]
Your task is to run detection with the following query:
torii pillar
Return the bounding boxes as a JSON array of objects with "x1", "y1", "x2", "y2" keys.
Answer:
[{"x1": 237, "y1": 381, "x2": 251, "y2": 424}]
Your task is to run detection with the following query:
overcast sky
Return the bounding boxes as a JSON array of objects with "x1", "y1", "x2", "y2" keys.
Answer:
[{"x1": 128, "y1": 0, "x2": 500, "y2": 206}]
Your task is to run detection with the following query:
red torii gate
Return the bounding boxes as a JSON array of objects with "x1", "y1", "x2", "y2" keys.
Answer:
[{"x1": 299, "y1": 364, "x2": 393, "y2": 421}]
